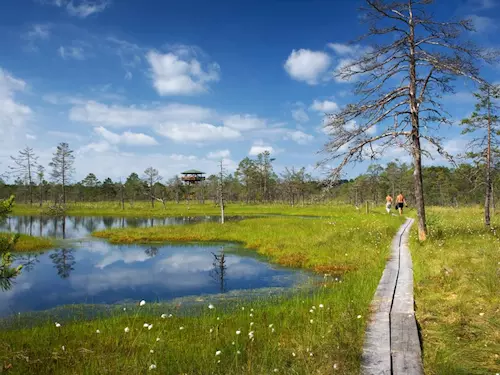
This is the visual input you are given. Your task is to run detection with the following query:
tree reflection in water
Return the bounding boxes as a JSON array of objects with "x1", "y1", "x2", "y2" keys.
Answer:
[
  {"x1": 210, "y1": 247, "x2": 227, "y2": 293},
  {"x1": 50, "y1": 248, "x2": 75, "y2": 279},
  {"x1": 145, "y1": 246, "x2": 159, "y2": 258}
]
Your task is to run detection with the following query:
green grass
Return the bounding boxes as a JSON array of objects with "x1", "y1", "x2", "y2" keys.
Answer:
[
  {"x1": 410, "y1": 207, "x2": 500, "y2": 375},
  {"x1": 12, "y1": 201, "x2": 363, "y2": 218},
  {"x1": 0, "y1": 210, "x2": 403, "y2": 374},
  {"x1": 0, "y1": 233, "x2": 53, "y2": 252}
]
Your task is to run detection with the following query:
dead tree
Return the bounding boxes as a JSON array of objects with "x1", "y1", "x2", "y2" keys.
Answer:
[
  {"x1": 322, "y1": 0, "x2": 497, "y2": 240},
  {"x1": 218, "y1": 160, "x2": 225, "y2": 224}
]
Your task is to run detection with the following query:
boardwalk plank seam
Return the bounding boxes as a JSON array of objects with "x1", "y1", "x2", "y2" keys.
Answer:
[{"x1": 361, "y1": 218, "x2": 423, "y2": 375}]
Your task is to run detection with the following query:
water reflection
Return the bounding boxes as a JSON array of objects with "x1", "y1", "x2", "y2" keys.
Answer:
[
  {"x1": 0, "y1": 241, "x2": 305, "y2": 317},
  {"x1": 0, "y1": 215, "x2": 241, "y2": 239}
]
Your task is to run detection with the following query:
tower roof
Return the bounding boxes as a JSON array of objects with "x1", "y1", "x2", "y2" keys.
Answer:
[{"x1": 181, "y1": 169, "x2": 205, "y2": 175}]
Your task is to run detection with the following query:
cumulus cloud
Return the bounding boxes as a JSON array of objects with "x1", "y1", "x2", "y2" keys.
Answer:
[
  {"x1": 223, "y1": 114, "x2": 266, "y2": 131},
  {"x1": 285, "y1": 130, "x2": 314, "y2": 145},
  {"x1": 328, "y1": 43, "x2": 371, "y2": 83},
  {"x1": 467, "y1": 14, "x2": 496, "y2": 33},
  {"x1": 94, "y1": 126, "x2": 158, "y2": 146},
  {"x1": 310, "y1": 99, "x2": 339, "y2": 113},
  {"x1": 0, "y1": 68, "x2": 32, "y2": 133},
  {"x1": 24, "y1": 23, "x2": 51, "y2": 40},
  {"x1": 249, "y1": 144, "x2": 274, "y2": 156},
  {"x1": 155, "y1": 123, "x2": 241, "y2": 143},
  {"x1": 207, "y1": 149, "x2": 230, "y2": 159},
  {"x1": 146, "y1": 49, "x2": 220, "y2": 95},
  {"x1": 284, "y1": 49, "x2": 331, "y2": 85},
  {"x1": 291, "y1": 107, "x2": 309, "y2": 123}
]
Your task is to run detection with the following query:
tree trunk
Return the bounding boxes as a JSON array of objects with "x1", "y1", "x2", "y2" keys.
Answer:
[{"x1": 409, "y1": 7, "x2": 427, "y2": 240}]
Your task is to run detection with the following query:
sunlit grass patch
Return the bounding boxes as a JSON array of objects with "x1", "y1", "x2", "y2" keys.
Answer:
[
  {"x1": 411, "y1": 207, "x2": 500, "y2": 375},
  {"x1": 0, "y1": 233, "x2": 53, "y2": 252}
]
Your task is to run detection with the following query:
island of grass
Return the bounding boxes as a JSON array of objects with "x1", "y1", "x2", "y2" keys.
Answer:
[
  {"x1": 0, "y1": 233, "x2": 53, "y2": 252},
  {"x1": 0, "y1": 210, "x2": 403, "y2": 374}
]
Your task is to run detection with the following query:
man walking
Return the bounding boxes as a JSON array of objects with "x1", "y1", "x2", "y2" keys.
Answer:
[{"x1": 395, "y1": 192, "x2": 406, "y2": 216}]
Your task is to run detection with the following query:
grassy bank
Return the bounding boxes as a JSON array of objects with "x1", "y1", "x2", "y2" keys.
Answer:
[
  {"x1": 12, "y1": 201, "x2": 367, "y2": 218},
  {"x1": 411, "y1": 207, "x2": 500, "y2": 375},
  {"x1": 0, "y1": 233, "x2": 53, "y2": 252},
  {"x1": 0, "y1": 212, "x2": 402, "y2": 374}
]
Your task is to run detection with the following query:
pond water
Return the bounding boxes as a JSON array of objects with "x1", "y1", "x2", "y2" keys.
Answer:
[{"x1": 0, "y1": 216, "x2": 307, "y2": 317}]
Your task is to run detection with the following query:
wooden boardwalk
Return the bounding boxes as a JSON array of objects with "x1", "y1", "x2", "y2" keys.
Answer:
[{"x1": 361, "y1": 218, "x2": 424, "y2": 375}]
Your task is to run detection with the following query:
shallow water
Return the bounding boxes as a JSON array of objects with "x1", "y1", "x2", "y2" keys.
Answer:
[{"x1": 0, "y1": 216, "x2": 306, "y2": 317}]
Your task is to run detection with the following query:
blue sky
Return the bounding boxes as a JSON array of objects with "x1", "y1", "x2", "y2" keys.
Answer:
[{"x1": 0, "y1": 0, "x2": 498, "y2": 182}]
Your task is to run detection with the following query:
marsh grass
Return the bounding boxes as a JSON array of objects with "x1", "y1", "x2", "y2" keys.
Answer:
[
  {"x1": 410, "y1": 207, "x2": 500, "y2": 375},
  {"x1": 0, "y1": 233, "x2": 53, "y2": 252},
  {"x1": 0, "y1": 211, "x2": 402, "y2": 374},
  {"x1": 13, "y1": 201, "x2": 363, "y2": 218}
]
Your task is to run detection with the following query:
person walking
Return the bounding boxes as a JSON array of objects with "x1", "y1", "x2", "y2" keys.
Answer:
[
  {"x1": 395, "y1": 192, "x2": 406, "y2": 216},
  {"x1": 385, "y1": 194, "x2": 393, "y2": 214}
]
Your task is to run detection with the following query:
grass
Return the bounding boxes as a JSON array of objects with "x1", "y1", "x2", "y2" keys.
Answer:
[
  {"x1": 410, "y1": 207, "x2": 500, "y2": 375},
  {"x1": 0, "y1": 233, "x2": 53, "y2": 252},
  {"x1": 0, "y1": 209, "x2": 403, "y2": 374},
  {"x1": 12, "y1": 201, "x2": 366, "y2": 218}
]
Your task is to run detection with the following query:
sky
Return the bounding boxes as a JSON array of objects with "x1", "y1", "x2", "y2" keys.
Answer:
[{"x1": 0, "y1": 0, "x2": 499, "y2": 183}]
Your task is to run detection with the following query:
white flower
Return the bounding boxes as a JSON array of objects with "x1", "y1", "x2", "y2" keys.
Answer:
[
  {"x1": 241, "y1": 307, "x2": 245, "y2": 310},
  {"x1": 217, "y1": 317, "x2": 220, "y2": 321},
  {"x1": 479, "y1": 312, "x2": 485, "y2": 316},
  {"x1": 55, "y1": 322, "x2": 61, "y2": 328},
  {"x1": 61, "y1": 345, "x2": 65, "y2": 351},
  {"x1": 124, "y1": 327, "x2": 130, "y2": 333},
  {"x1": 309, "y1": 309, "x2": 314, "y2": 313},
  {"x1": 249, "y1": 313, "x2": 253, "y2": 317},
  {"x1": 168, "y1": 314, "x2": 173, "y2": 318},
  {"x1": 333, "y1": 363, "x2": 338, "y2": 370},
  {"x1": 148, "y1": 324, "x2": 153, "y2": 330},
  {"x1": 268, "y1": 324, "x2": 273, "y2": 328},
  {"x1": 144, "y1": 323, "x2": 149, "y2": 328},
  {"x1": 309, "y1": 352, "x2": 313, "y2": 357},
  {"x1": 236, "y1": 330, "x2": 241, "y2": 335},
  {"x1": 274, "y1": 369, "x2": 278, "y2": 373},
  {"x1": 161, "y1": 314, "x2": 167, "y2": 319},
  {"x1": 357, "y1": 315, "x2": 362, "y2": 319},
  {"x1": 215, "y1": 350, "x2": 222, "y2": 356},
  {"x1": 292, "y1": 352, "x2": 296, "y2": 357},
  {"x1": 250, "y1": 308, "x2": 254, "y2": 312},
  {"x1": 208, "y1": 304, "x2": 215, "y2": 309},
  {"x1": 319, "y1": 304, "x2": 324, "y2": 309},
  {"x1": 150, "y1": 349, "x2": 154, "y2": 354},
  {"x1": 232, "y1": 341, "x2": 235, "y2": 345},
  {"x1": 179, "y1": 326, "x2": 184, "y2": 330},
  {"x1": 312, "y1": 306, "x2": 316, "y2": 310},
  {"x1": 271, "y1": 328, "x2": 275, "y2": 333},
  {"x1": 248, "y1": 331, "x2": 254, "y2": 339},
  {"x1": 156, "y1": 337, "x2": 160, "y2": 342},
  {"x1": 149, "y1": 364, "x2": 156, "y2": 370},
  {"x1": 123, "y1": 307, "x2": 127, "y2": 311},
  {"x1": 237, "y1": 350, "x2": 241, "y2": 354},
  {"x1": 217, "y1": 360, "x2": 221, "y2": 364},
  {"x1": 140, "y1": 300, "x2": 146, "y2": 306},
  {"x1": 250, "y1": 322, "x2": 254, "y2": 327},
  {"x1": 210, "y1": 328, "x2": 214, "y2": 333},
  {"x1": 96, "y1": 329, "x2": 100, "y2": 334},
  {"x1": 310, "y1": 319, "x2": 314, "y2": 324}
]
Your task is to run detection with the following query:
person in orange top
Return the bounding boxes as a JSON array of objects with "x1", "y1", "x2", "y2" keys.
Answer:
[
  {"x1": 385, "y1": 194, "x2": 393, "y2": 213},
  {"x1": 395, "y1": 192, "x2": 406, "y2": 216}
]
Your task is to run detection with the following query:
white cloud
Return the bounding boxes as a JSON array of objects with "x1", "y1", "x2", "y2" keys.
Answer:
[
  {"x1": 207, "y1": 149, "x2": 230, "y2": 159},
  {"x1": 468, "y1": 0, "x2": 497, "y2": 9},
  {"x1": 249, "y1": 144, "x2": 274, "y2": 156},
  {"x1": 156, "y1": 123, "x2": 241, "y2": 143},
  {"x1": 468, "y1": 14, "x2": 496, "y2": 33},
  {"x1": 0, "y1": 68, "x2": 32, "y2": 133},
  {"x1": 79, "y1": 141, "x2": 115, "y2": 153},
  {"x1": 39, "y1": 0, "x2": 111, "y2": 18},
  {"x1": 328, "y1": 43, "x2": 371, "y2": 84},
  {"x1": 328, "y1": 43, "x2": 370, "y2": 56},
  {"x1": 291, "y1": 107, "x2": 309, "y2": 123},
  {"x1": 58, "y1": 45, "x2": 86, "y2": 60},
  {"x1": 222, "y1": 114, "x2": 266, "y2": 131},
  {"x1": 285, "y1": 130, "x2": 314, "y2": 145},
  {"x1": 284, "y1": 49, "x2": 331, "y2": 85},
  {"x1": 26, "y1": 134, "x2": 37, "y2": 140},
  {"x1": 146, "y1": 49, "x2": 220, "y2": 96},
  {"x1": 94, "y1": 126, "x2": 158, "y2": 146},
  {"x1": 69, "y1": 101, "x2": 214, "y2": 127},
  {"x1": 310, "y1": 99, "x2": 339, "y2": 113}
]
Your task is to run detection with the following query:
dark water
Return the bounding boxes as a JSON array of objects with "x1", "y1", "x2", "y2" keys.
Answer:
[{"x1": 0, "y1": 216, "x2": 306, "y2": 317}]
